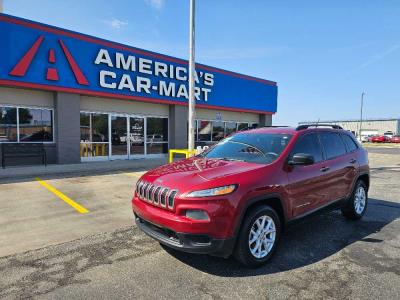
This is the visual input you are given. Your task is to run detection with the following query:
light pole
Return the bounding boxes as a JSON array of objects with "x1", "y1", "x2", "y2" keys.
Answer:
[
  {"x1": 358, "y1": 92, "x2": 366, "y2": 139},
  {"x1": 188, "y1": 0, "x2": 196, "y2": 152},
  {"x1": 0, "y1": 0, "x2": 3, "y2": 13}
]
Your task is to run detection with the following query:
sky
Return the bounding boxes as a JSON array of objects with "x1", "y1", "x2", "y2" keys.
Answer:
[{"x1": 3, "y1": 0, "x2": 400, "y2": 125}]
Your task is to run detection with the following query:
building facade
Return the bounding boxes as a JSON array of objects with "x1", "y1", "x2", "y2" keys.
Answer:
[
  {"x1": 299, "y1": 118, "x2": 400, "y2": 137},
  {"x1": 0, "y1": 14, "x2": 277, "y2": 165}
]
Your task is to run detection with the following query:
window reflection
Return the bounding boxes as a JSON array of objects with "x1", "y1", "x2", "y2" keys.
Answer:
[
  {"x1": 212, "y1": 121, "x2": 224, "y2": 141},
  {"x1": 18, "y1": 108, "x2": 53, "y2": 142},
  {"x1": 250, "y1": 123, "x2": 259, "y2": 129},
  {"x1": 147, "y1": 143, "x2": 169, "y2": 154},
  {"x1": 225, "y1": 122, "x2": 237, "y2": 137},
  {"x1": 80, "y1": 112, "x2": 109, "y2": 158},
  {"x1": 237, "y1": 123, "x2": 249, "y2": 131},
  {"x1": 130, "y1": 117, "x2": 144, "y2": 155},
  {"x1": 146, "y1": 117, "x2": 168, "y2": 154},
  {"x1": 198, "y1": 120, "x2": 212, "y2": 141},
  {"x1": 0, "y1": 107, "x2": 17, "y2": 142},
  {"x1": 147, "y1": 118, "x2": 168, "y2": 142}
]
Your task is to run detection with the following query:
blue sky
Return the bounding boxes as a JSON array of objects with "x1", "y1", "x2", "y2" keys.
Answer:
[{"x1": 3, "y1": 0, "x2": 400, "y2": 125}]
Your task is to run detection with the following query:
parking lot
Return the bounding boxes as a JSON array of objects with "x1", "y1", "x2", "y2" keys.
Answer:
[{"x1": 0, "y1": 149, "x2": 399, "y2": 299}]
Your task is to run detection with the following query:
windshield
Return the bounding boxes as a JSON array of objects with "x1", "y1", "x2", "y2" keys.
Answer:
[{"x1": 201, "y1": 133, "x2": 292, "y2": 164}]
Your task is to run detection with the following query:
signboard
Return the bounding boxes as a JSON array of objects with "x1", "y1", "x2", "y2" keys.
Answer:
[{"x1": 0, "y1": 14, "x2": 277, "y2": 114}]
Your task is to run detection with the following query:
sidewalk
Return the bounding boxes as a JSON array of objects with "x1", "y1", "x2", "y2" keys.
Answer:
[{"x1": 0, "y1": 157, "x2": 168, "y2": 183}]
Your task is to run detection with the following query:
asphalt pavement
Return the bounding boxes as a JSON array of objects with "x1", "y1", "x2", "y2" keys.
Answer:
[{"x1": 0, "y1": 153, "x2": 399, "y2": 299}]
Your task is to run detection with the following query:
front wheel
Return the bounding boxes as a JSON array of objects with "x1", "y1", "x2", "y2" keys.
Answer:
[
  {"x1": 341, "y1": 180, "x2": 368, "y2": 220},
  {"x1": 234, "y1": 205, "x2": 281, "y2": 268}
]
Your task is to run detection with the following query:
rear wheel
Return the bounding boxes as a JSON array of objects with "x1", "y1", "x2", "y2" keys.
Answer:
[
  {"x1": 341, "y1": 180, "x2": 368, "y2": 220},
  {"x1": 234, "y1": 205, "x2": 281, "y2": 268}
]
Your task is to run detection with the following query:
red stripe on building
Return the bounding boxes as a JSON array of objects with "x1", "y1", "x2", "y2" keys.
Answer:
[
  {"x1": 9, "y1": 36, "x2": 44, "y2": 77},
  {"x1": 0, "y1": 79, "x2": 275, "y2": 115},
  {"x1": 58, "y1": 40, "x2": 89, "y2": 86}
]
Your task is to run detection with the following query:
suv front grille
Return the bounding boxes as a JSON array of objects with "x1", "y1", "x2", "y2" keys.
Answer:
[{"x1": 136, "y1": 180, "x2": 177, "y2": 210}]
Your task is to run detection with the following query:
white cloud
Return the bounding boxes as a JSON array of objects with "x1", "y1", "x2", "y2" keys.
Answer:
[
  {"x1": 145, "y1": 0, "x2": 164, "y2": 10},
  {"x1": 103, "y1": 19, "x2": 128, "y2": 29},
  {"x1": 358, "y1": 44, "x2": 400, "y2": 69}
]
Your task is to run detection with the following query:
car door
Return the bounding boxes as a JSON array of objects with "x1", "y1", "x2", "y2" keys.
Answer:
[
  {"x1": 340, "y1": 133, "x2": 360, "y2": 196},
  {"x1": 318, "y1": 132, "x2": 350, "y2": 202},
  {"x1": 286, "y1": 132, "x2": 330, "y2": 217}
]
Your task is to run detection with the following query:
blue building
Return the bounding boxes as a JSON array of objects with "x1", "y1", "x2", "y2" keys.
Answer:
[{"x1": 0, "y1": 13, "x2": 277, "y2": 165}]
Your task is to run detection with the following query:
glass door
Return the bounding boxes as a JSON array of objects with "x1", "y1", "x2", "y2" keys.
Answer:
[
  {"x1": 129, "y1": 117, "x2": 145, "y2": 158},
  {"x1": 111, "y1": 115, "x2": 128, "y2": 159}
]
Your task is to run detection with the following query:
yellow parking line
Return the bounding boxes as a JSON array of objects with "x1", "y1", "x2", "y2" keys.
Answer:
[
  {"x1": 36, "y1": 178, "x2": 89, "y2": 214},
  {"x1": 124, "y1": 172, "x2": 141, "y2": 178}
]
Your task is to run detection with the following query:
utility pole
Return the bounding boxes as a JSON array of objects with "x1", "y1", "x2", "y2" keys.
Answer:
[
  {"x1": 358, "y1": 92, "x2": 366, "y2": 139},
  {"x1": 188, "y1": 0, "x2": 196, "y2": 151}
]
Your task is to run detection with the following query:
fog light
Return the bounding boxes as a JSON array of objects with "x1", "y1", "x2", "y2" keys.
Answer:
[{"x1": 185, "y1": 210, "x2": 209, "y2": 220}]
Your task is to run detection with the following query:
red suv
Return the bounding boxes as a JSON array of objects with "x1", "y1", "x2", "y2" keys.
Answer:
[{"x1": 132, "y1": 124, "x2": 370, "y2": 267}]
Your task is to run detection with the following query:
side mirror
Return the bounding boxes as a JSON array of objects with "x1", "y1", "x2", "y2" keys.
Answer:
[{"x1": 288, "y1": 153, "x2": 314, "y2": 166}]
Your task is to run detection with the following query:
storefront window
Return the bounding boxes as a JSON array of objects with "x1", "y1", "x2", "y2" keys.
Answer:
[
  {"x1": 237, "y1": 122, "x2": 249, "y2": 131},
  {"x1": 250, "y1": 123, "x2": 259, "y2": 129},
  {"x1": 92, "y1": 114, "x2": 109, "y2": 142},
  {"x1": 130, "y1": 117, "x2": 144, "y2": 155},
  {"x1": 225, "y1": 122, "x2": 237, "y2": 137},
  {"x1": 80, "y1": 112, "x2": 109, "y2": 158},
  {"x1": 18, "y1": 108, "x2": 53, "y2": 142},
  {"x1": 198, "y1": 120, "x2": 212, "y2": 141},
  {"x1": 147, "y1": 143, "x2": 169, "y2": 154},
  {"x1": 80, "y1": 112, "x2": 90, "y2": 141},
  {"x1": 146, "y1": 117, "x2": 168, "y2": 154},
  {"x1": 212, "y1": 121, "x2": 225, "y2": 141},
  {"x1": 0, "y1": 107, "x2": 17, "y2": 142}
]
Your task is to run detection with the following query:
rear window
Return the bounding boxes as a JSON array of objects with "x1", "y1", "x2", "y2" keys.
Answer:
[
  {"x1": 202, "y1": 133, "x2": 292, "y2": 164},
  {"x1": 341, "y1": 134, "x2": 358, "y2": 152},
  {"x1": 319, "y1": 132, "x2": 347, "y2": 159}
]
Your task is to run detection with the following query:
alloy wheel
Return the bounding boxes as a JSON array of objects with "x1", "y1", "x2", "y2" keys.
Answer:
[
  {"x1": 248, "y1": 215, "x2": 276, "y2": 259},
  {"x1": 354, "y1": 186, "x2": 366, "y2": 214}
]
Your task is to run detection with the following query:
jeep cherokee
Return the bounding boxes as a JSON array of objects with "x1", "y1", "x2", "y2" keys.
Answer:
[{"x1": 132, "y1": 124, "x2": 370, "y2": 267}]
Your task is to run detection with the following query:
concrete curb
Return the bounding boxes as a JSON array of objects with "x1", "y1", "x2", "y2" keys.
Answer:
[{"x1": 0, "y1": 158, "x2": 168, "y2": 182}]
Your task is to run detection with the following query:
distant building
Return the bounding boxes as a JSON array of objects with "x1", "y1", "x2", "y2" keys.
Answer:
[{"x1": 299, "y1": 118, "x2": 400, "y2": 137}]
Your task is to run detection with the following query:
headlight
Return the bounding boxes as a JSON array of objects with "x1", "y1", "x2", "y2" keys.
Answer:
[{"x1": 186, "y1": 184, "x2": 237, "y2": 198}]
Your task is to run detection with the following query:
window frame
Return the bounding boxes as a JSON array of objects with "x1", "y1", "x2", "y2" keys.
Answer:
[
  {"x1": 340, "y1": 133, "x2": 359, "y2": 153},
  {"x1": 80, "y1": 110, "x2": 169, "y2": 157},
  {"x1": 145, "y1": 116, "x2": 169, "y2": 155},
  {"x1": 318, "y1": 131, "x2": 348, "y2": 161},
  {"x1": 289, "y1": 132, "x2": 325, "y2": 163},
  {"x1": 0, "y1": 104, "x2": 55, "y2": 144}
]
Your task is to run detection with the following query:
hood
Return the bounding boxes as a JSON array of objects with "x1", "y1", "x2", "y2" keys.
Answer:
[{"x1": 142, "y1": 157, "x2": 264, "y2": 189}]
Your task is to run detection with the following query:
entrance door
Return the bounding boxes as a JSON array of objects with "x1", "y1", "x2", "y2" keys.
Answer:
[
  {"x1": 111, "y1": 115, "x2": 128, "y2": 159},
  {"x1": 129, "y1": 117, "x2": 145, "y2": 158}
]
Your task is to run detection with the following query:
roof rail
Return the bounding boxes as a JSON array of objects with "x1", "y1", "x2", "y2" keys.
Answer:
[{"x1": 296, "y1": 124, "x2": 343, "y2": 131}]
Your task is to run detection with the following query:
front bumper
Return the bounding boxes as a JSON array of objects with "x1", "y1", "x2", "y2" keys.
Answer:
[{"x1": 135, "y1": 214, "x2": 235, "y2": 257}]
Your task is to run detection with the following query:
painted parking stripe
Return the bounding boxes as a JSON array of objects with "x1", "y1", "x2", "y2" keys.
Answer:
[
  {"x1": 123, "y1": 172, "x2": 142, "y2": 178},
  {"x1": 36, "y1": 178, "x2": 89, "y2": 214}
]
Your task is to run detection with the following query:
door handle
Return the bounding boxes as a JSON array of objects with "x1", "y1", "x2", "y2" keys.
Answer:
[
  {"x1": 320, "y1": 166, "x2": 330, "y2": 172},
  {"x1": 350, "y1": 158, "x2": 357, "y2": 164}
]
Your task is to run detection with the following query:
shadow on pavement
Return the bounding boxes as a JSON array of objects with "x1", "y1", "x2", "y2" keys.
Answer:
[{"x1": 162, "y1": 198, "x2": 400, "y2": 277}]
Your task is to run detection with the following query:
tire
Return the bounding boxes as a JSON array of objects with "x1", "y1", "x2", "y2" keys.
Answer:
[
  {"x1": 341, "y1": 180, "x2": 368, "y2": 220},
  {"x1": 234, "y1": 205, "x2": 281, "y2": 268}
]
